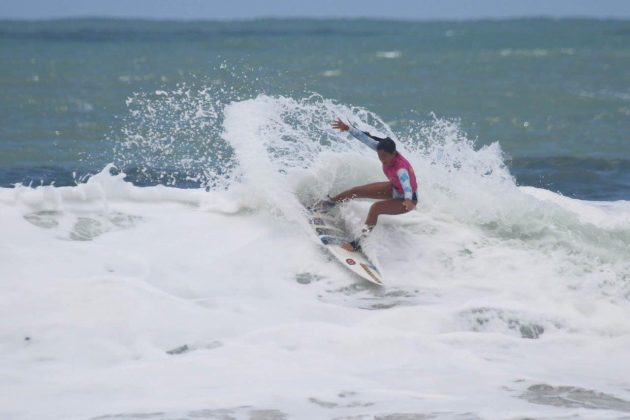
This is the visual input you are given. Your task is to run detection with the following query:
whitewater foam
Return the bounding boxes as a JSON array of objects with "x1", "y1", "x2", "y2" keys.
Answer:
[{"x1": 2, "y1": 93, "x2": 630, "y2": 419}]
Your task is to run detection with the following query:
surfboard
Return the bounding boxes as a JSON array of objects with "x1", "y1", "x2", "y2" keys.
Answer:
[{"x1": 307, "y1": 206, "x2": 384, "y2": 286}]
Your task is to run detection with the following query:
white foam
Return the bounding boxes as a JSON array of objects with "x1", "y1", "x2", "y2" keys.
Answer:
[
  {"x1": 376, "y1": 50, "x2": 402, "y2": 59},
  {"x1": 2, "y1": 95, "x2": 630, "y2": 419},
  {"x1": 321, "y1": 69, "x2": 342, "y2": 77}
]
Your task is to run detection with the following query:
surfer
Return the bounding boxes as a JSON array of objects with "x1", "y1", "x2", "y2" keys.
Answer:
[{"x1": 322, "y1": 118, "x2": 418, "y2": 252}]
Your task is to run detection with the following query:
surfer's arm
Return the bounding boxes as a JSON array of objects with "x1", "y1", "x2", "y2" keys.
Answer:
[
  {"x1": 396, "y1": 168, "x2": 414, "y2": 200},
  {"x1": 332, "y1": 118, "x2": 379, "y2": 151},
  {"x1": 347, "y1": 127, "x2": 379, "y2": 151}
]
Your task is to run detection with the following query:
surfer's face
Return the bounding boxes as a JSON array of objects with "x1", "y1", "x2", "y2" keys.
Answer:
[{"x1": 377, "y1": 149, "x2": 396, "y2": 166}]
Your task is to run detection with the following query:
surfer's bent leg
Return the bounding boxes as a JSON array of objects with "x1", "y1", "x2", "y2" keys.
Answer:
[
  {"x1": 365, "y1": 199, "x2": 413, "y2": 227},
  {"x1": 343, "y1": 198, "x2": 415, "y2": 252},
  {"x1": 330, "y1": 182, "x2": 392, "y2": 202}
]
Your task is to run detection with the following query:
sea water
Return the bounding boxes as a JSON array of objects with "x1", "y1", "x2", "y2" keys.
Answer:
[{"x1": 1, "y1": 18, "x2": 630, "y2": 419}]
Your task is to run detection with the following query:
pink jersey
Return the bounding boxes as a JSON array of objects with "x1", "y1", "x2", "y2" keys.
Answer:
[{"x1": 383, "y1": 153, "x2": 418, "y2": 195}]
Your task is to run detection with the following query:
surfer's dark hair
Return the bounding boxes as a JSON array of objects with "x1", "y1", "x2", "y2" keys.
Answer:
[
  {"x1": 363, "y1": 131, "x2": 396, "y2": 154},
  {"x1": 376, "y1": 138, "x2": 396, "y2": 154}
]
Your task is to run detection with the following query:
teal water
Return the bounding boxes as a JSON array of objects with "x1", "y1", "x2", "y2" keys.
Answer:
[{"x1": 1, "y1": 18, "x2": 629, "y2": 199}]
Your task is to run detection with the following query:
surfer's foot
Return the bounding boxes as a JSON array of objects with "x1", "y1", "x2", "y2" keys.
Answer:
[
  {"x1": 342, "y1": 239, "x2": 361, "y2": 252},
  {"x1": 311, "y1": 196, "x2": 335, "y2": 211},
  {"x1": 343, "y1": 225, "x2": 372, "y2": 252}
]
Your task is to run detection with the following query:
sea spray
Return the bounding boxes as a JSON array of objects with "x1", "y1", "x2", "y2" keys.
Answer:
[
  {"x1": 110, "y1": 87, "x2": 630, "y2": 298},
  {"x1": 113, "y1": 85, "x2": 237, "y2": 189}
]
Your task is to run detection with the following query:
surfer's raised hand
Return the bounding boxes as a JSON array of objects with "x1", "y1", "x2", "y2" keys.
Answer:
[
  {"x1": 332, "y1": 118, "x2": 349, "y2": 132},
  {"x1": 403, "y1": 199, "x2": 416, "y2": 211}
]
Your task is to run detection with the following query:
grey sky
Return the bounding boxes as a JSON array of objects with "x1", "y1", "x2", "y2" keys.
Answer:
[{"x1": 2, "y1": 0, "x2": 630, "y2": 20}]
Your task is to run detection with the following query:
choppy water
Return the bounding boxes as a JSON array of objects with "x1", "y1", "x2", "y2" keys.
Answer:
[
  {"x1": 2, "y1": 18, "x2": 630, "y2": 420},
  {"x1": 2, "y1": 18, "x2": 630, "y2": 198}
]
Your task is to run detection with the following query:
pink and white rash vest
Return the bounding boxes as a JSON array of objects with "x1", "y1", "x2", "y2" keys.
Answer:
[
  {"x1": 383, "y1": 153, "x2": 418, "y2": 198},
  {"x1": 348, "y1": 127, "x2": 418, "y2": 200}
]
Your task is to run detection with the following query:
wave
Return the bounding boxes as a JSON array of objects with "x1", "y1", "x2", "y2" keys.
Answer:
[
  {"x1": 3, "y1": 90, "x2": 630, "y2": 419},
  {"x1": 6, "y1": 91, "x2": 630, "y2": 287}
]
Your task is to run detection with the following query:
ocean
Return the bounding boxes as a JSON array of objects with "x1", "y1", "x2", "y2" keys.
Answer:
[{"x1": 1, "y1": 18, "x2": 630, "y2": 419}]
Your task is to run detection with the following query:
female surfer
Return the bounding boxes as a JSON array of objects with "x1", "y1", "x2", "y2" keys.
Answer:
[{"x1": 321, "y1": 118, "x2": 418, "y2": 252}]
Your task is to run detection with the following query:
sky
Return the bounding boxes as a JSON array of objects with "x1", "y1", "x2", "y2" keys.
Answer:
[{"x1": 1, "y1": 0, "x2": 630, "y2": 20}]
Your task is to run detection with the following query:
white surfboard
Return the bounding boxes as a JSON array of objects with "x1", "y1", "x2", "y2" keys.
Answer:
[{"x1": 308, "y1": 208, "x2": 384, "y2": 286}]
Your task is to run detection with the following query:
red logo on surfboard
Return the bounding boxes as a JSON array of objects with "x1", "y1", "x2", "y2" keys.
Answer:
[{"x1": 346, "y1": 258, "x2": 356, "y2": 265}]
